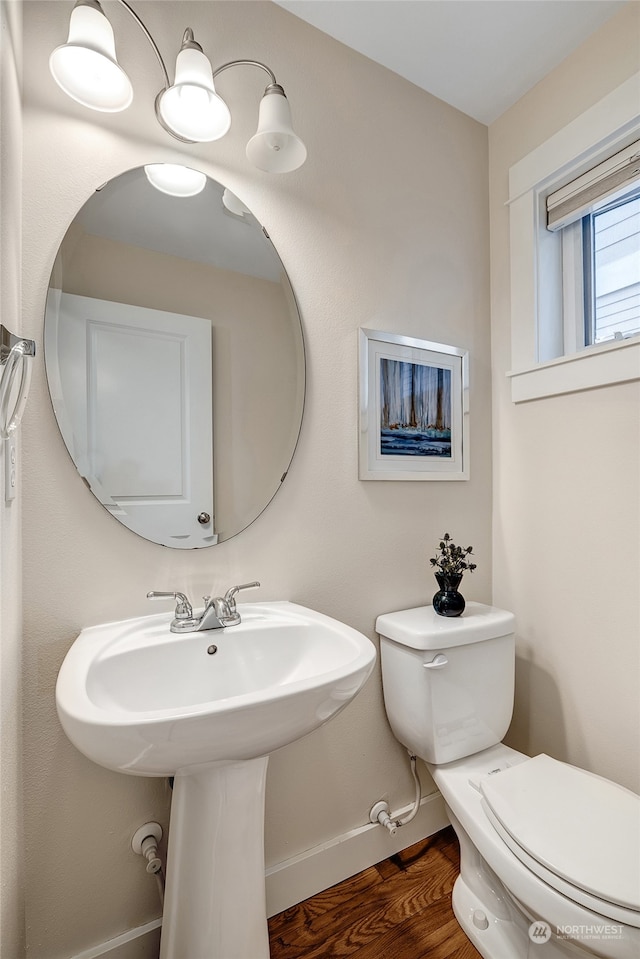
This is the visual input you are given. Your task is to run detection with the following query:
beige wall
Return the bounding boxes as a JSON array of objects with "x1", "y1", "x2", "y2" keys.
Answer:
[
  {"x1": 14, "y1": 2, "x2": 640, "y2": 956},
  {"x1": 22, "y1": 2, "x2": 490, "y2": 955},
  {"x1": 489, "y1": 3, "x2": 640, "y2": 793},
  {"x1": 0, "y1": 0, "x2": 25, "y2": 954}
]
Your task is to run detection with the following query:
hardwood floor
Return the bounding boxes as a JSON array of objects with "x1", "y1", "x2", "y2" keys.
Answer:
[{"x1": 268, "y1": 826, "x2": 482, "y2": 959}]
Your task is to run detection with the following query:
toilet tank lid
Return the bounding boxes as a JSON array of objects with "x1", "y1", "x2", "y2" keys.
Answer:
[{"x1": 375, "y1": 602, "x2": 515, "y2": 650}]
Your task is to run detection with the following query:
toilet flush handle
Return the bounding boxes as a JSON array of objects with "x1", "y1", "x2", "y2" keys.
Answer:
[{"x1": 423, "y1": 654, "x2": 448, "y2": 670}]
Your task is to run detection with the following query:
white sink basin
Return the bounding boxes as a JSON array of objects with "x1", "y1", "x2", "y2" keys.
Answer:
[{"x1": 56, "y1": 601, "x2": 376, "y2": 776}]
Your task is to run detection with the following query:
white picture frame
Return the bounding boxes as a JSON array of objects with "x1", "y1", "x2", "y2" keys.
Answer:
[{"x1": 358, "y1": 329, "x2": 469, "y2": 481}]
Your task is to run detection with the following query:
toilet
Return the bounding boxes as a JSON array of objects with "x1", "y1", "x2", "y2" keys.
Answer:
[{"x1": 376, "y1": 602, "x2": 640, "y2": 959}]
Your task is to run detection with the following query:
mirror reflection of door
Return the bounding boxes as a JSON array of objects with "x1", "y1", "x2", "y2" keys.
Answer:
[{"x1": 46, "y1": 292, "x2": 215, "y2": 547}]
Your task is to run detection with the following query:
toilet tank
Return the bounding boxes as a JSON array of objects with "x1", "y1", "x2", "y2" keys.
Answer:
[{"x1": 376, "y1": 602, "x2": 515, "y2": 765}]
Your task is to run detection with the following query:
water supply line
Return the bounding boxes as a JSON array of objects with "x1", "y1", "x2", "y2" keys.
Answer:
[
  {"x1": 132, "y1": 822, "x2": 165, "y2": 905},
  {"x1": 369, "y1": 753, "x2": 421, "y2": 836}
]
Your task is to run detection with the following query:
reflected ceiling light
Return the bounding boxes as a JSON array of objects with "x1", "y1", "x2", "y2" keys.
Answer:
[
  {"x1": 221, "y1": 188, "x2": 252, "y2": 219},
  {"x1": 144, "y1": 163, "x2": 207, "y2": 198},
  {"x1": 49, "y1": 0, "x2": 307, "y2": 173}
]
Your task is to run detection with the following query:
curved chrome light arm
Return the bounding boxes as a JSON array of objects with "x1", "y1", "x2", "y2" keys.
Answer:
[
  {"x1": 212, "y1": 59, "x2": 277, "y2": 87},
  {"x1": 106, "y1": 5, "x2": 281, "y2": 95},
  {"x1": 109, "y1": 5, "x2": 283, "y2": 144},
  {"x1": 112, "y1": 0, "x2": 170, "y2": 89}
]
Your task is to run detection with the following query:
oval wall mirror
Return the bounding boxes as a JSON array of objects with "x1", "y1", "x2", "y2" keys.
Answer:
[{"x1": 44, "y1": 166, "x2": 305, "y2": 548}]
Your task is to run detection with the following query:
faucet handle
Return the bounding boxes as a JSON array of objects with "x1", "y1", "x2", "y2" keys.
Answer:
[
  {"x1": 146, "y1": 590, "x2": 193, "y2": 620},
  {"x1": 223, "y1": 581, "x2": 261, "y2": 611}
]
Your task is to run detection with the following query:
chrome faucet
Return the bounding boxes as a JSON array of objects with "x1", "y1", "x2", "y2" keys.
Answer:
[{"x1": 147, "y1": 582, "x2": 260, "y2": 633}]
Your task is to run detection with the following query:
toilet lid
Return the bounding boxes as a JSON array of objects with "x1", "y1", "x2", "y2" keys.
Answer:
[{"x1": 480, "y1": 754, "x2": 640, "y2": 911}]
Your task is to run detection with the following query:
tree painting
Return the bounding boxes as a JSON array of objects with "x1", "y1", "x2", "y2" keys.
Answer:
[{"x1": 379, "y1": 358, "x2": 452, "y2": 457}]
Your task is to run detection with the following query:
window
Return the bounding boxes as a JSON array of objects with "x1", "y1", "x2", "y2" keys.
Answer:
[
  {"x1": 584, "y1": 191, "x2": 640, "y2": 345},
  {"x1": 548, "y1": 140, "x2": 640, "y2": 356},
  {"x1": 506, "y1": 73, "x2": 640, "y2": 402}
]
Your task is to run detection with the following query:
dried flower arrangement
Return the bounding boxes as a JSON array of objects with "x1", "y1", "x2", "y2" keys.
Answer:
[{"x1": 429, "y1": 533, "x2": 477, "y2": 577}]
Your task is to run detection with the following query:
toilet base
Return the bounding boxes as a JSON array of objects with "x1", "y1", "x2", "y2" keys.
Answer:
[
  {"x1": 452, "y1": 872, "x2": 585, "y2": 959},
  {"x1": 439, "y1": 756, "x2": 640, "y2": 959},
  {"x1": 452, "y1": 873, "x2": 522, "y2": 958}
]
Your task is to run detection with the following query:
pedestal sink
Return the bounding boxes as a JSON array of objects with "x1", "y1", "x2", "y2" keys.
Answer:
[{"x1": 56, "y1": 601, "x2": 376, "y2": 959}]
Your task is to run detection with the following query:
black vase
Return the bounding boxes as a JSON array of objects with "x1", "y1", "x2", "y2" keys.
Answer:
[{"x1": 432, "y1": 572, "x2": 465, "y2": 617}]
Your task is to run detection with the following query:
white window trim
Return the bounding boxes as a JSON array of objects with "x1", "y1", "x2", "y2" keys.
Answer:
[
  {"x1": 561, "y1": 222, "x2": 586, "y2": 355},
  {"x1": 507, "y1": 71, "x2": 640, "y2": 403}
]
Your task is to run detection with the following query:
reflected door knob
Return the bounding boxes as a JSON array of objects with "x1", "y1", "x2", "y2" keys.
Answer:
[{"x1": 197, "y1": 512, "x2": 211, "y2": 525}]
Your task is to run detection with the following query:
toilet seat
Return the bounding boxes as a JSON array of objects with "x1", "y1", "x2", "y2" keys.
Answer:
[{"x1": 479, "y1": 754, "x2": 640, "y2": 923}]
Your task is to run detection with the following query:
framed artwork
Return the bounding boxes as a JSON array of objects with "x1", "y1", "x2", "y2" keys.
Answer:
[{"x1": 358, "y1": 329, "x2": 469, "y2": 480}]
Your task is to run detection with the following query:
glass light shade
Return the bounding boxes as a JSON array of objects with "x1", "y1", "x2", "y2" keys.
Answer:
[
  {"x1": 158, "y1": 47, "x2": 231, "y2": 142},
  {"x1": 144, "y1": 164, "x2": 207, "y2": 197},
  {"x1": 49, "y1": 3, "x2": 133, "y2": 112},
  {"x1": 246, "y1": 90, "x2": 307, "y2": 173}
]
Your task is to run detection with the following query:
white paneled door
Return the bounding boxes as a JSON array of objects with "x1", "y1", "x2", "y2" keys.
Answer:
[{"x1": 47, "y1": 292, "x2": 215, "y2": 547}]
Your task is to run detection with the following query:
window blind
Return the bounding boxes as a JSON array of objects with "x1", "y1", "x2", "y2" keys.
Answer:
[{"x1": 546, "y1": 139, "x2": 640, "y2": 232}]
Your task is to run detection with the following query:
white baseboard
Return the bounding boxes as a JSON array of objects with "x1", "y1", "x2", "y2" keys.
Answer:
[
  {"x1": 69, "y1": 918, "x2": 161, "y2": 959},
  {"x1": 265, "y1": 790, "x2": 449, "y2": 917},
  {"x1": 69, "y1": 791, "x2": 449, "y2": 957}
]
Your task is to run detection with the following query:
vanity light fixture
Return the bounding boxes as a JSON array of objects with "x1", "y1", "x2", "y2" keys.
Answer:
[
  {"x1": 144, "y1": 163, "x2": 207, "y2": 197},
  {"x1": 49, "y1": 0, "x2": 307, "y2": 173}
]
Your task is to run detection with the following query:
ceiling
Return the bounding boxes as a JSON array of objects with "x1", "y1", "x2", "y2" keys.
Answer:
[{"x1": 274, "y1": 0, "x2": 629, "y2": 124}]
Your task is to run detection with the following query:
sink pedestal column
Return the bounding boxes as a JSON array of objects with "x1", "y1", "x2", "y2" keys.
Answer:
[{"x1": 159, "y1": 756, "x2": 270, "y2": 959}]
